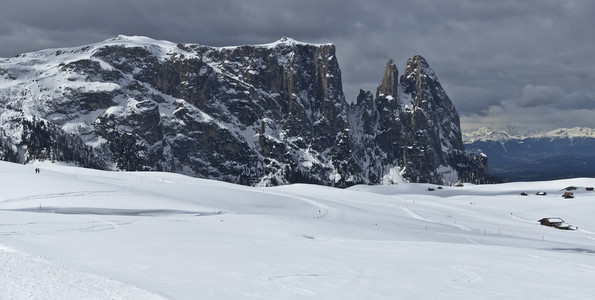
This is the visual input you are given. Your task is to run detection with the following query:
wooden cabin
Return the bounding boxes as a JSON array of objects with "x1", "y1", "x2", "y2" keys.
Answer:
[
  {"x1": 538, "y1": 218, "x2": 576, "y2": 230},
  {"x1": 563, "y1": 192, "x2": 574, "y2": 199},
  {"x1": 539, "y1": 218, "x2": 564, "y2": 227},
  {"x1": 556, "y1": 224, "x2": 575, "y2": 230}
]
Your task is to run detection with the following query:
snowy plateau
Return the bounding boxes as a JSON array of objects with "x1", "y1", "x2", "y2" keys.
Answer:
[{"x1": 1, "y1": 160, "x2": 595, "y2": 299}]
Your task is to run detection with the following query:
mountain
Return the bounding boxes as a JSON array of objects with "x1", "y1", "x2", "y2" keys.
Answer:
[
  {"x1": 464, "y1": 126, "x2": 595, "y2": 181},
  {"x1": 349, "y1": 57, "x2": 489, "y2": 184},
  {"x1": 462, "y1": 126, "x2": 595, "y2": 143},
  {"x1": 0, "y1": 35, "x2": 489, "y2": 186}
]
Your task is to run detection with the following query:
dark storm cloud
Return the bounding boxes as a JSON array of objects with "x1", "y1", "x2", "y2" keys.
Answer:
[
  {"x1": 1, "y1": 0, "x2": 593, "y2": 130},
  {"x1": 517, "y1": 85, "x2": 563, "y2": 108}
]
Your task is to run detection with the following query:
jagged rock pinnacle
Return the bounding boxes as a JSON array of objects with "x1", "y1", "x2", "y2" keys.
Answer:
[
  {"x1": 376, "y1": 59, "x2": 399, "y2": 99},
  {"x1": 402, "y1": 55, "x2": 438, "y2": 82}
]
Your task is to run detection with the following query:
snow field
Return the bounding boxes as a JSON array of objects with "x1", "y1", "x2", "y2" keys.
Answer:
[{"x1": 1, "y1": 161, "x2": 595, "y2": 299}]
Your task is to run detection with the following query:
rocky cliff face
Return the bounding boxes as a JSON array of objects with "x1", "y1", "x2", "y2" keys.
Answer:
[
  {"x1": 349, "y1": 56, "x2": 488, "y2": 184},
  {"x1": 0, "y1": 35, "x2": 489, "y2": 186}
]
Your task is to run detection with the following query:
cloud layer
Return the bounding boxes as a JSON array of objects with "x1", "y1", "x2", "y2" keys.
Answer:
[{"x1": 1, "y1": 0, "x2": 593, "y2": 130}]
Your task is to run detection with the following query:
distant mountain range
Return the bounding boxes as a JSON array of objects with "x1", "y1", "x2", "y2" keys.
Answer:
[{"x1": 463, "y1": 126, "x2": 595, "y2": 181}]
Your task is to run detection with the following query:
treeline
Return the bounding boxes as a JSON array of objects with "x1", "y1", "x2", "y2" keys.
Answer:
[{"x1": 0, "y1": 116, "x2": 106, "y2": 169}]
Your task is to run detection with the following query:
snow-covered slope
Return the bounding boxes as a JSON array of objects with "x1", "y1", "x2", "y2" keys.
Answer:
[{"x1": 1, "y1": 160, "x2": 594, "y2": 299}]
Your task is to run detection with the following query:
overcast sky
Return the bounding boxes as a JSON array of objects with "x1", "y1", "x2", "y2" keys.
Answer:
[{"x1": 1, "y1": 0, "x2": 593, "y2": 131}]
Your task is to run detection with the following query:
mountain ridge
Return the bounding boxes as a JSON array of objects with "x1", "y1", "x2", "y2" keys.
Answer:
[
  {"x1": 0, "y1": 35, "x2": 490, "y2": 186},
  {"x1": 463, "y1": 126, "x2": 595, "y2": 143},
  {"x1": 464, "y1": 126, "x2": 595, "y2": 181}
]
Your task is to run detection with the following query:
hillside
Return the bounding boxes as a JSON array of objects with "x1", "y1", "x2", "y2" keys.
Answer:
[{"x1": 1, "y1": 160, "x2": 594, "y2": 299}]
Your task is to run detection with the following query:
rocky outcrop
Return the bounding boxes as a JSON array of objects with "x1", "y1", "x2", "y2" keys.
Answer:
[
  {"x1": 349, "y1": 55, "x2": 489, "y2": 184},
  {"x1": 0, "y1": 35, "x2": 490, "y2": 186},
  {"x1": 376, "y1": 59, "x2": 399, "y2": 99}
]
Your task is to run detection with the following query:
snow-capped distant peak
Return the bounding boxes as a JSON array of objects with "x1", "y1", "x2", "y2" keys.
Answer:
[
  {"x1": 277, "y1": 36, "x2": 300, "y2": 44},
  {"x1": 256, "y1": 37, "x2": 331, "y2": 48},
  {"x1": 7, "y1": 35, "x2": 180, "y2": 61},
  {"x1": 214, "y1": 37, "x2": 332, "y2": 52},
  {"x1": 463, "y1": 126, "x2": 595, "y2": 143},
  {"x1": 542, "y1": 127, "x2": 595, "y2": 139},
  {"x1": 102, "y1": 35, "x2": 177, "y2": 48}
]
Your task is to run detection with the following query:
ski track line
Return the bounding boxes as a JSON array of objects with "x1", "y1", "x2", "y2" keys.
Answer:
[
  {"x1": 578, "y1": 227, "x2": 595, "y2": 235},
  {"x1": 401, "y1": 206, "x2": 475, "y2": 233},
  {"x1": 0, "y1": 219, "x2": 133, "y2": 236},
  {"x1": 263, "y1": 274, "x2": 318, "y2": 296},
  {"x1": 528, "y1": 253, "x2": 595, "y2": 269},
  {"x1": 463, "y1": 235, "x2": 481, "y2": 245},
  {"x1": 257, "y1": 190, "x2": 335, "y2": 219},
  {"x1": 1, "y1": 189, "x2": 128, "y2": 204},
  {"x1": 88, "y1": 216, "x2": 120, "y2": 231},
  {"x1": 451, "y1": 265, "x2": 482, "y2": 283},
  {"x1": 0, "y1": 243, "x2": 165, "y2": 299},
  {"x1": 399, "y1": 206, "x2": 429, "y2": 222}
]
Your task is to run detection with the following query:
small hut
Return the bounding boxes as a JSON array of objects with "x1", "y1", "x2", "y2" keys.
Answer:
[
  {"x1": 538, "y1": 218, "x2": 564, "y2": 227},
  {"x1": 536, "y1": 191, "x2": 547, "y2": 196},
  {"x1": 556, "y1": 224, "x2": 576, "y2": 230},
  {"x1": 538, "y1": 218, "x2": 576, "y2": 230},
  {"x1": 563, "y1": 192, "x2": 574, "y2": 199}
]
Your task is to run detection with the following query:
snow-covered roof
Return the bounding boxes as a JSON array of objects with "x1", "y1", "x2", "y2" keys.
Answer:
[{"x1": 541, "y1": 218, "x2": 564, "y2": 223}]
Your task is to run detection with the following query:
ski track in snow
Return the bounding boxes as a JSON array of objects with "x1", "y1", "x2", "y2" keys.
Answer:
[
  {"x1": 400, "y1": 205, "x2": 473, "y2": 232},
  {"x1": 263, "y1": 274, "x2": 319, "y2": 296},
  {"x1": 0, "y1": 218, "x2": 132, "y2": 236},
  {"x1": 399, "y1": 206, "x2": 428, "y2": 221},
  {"x1": 400, "y1": 205, "x2": 482, "y2": 246},
  {"x1": 463, "y1": 235, "x2": 481, "y2": 245},
  {"x1": 0, "y1": 244, "x2": 165, "y2": 299},
  {"x1": 0, "y1": 189, "x2": 129, "y2": 204},
  {"x1": 450, "y1": 265, "x2": 482, "y2": 283},
  {"x1": 258, "y1": 189, "x2": 335, "y2": 220},
  {"x1": 510, "y1": 213, "x2": 539, "y2": 224},
  {"x1": 528, "y1": 253, "x2": 595, "y2": 270}
]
